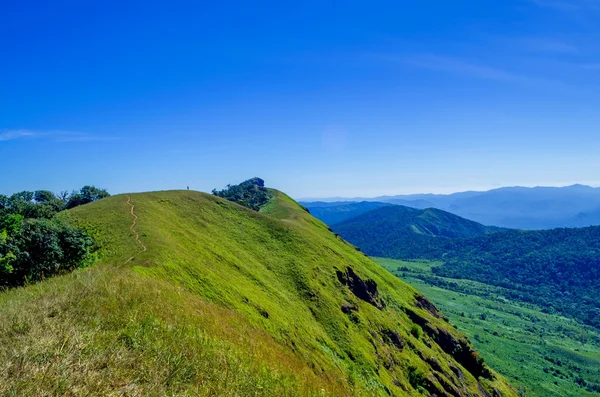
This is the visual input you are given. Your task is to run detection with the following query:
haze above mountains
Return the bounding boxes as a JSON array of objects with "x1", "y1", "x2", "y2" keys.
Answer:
[{"x1": 301, "y1": 184, "x2": 600, "y2": 230}]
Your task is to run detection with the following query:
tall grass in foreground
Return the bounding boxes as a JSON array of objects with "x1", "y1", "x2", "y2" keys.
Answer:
[{"x1": 0, "y1": 265, "x2": 329, "y2": 396}]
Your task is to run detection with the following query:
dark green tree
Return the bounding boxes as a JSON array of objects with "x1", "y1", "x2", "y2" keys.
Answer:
[
  {"x1": 0, "y1": 185, "x2": 103, "y2": 288},
  {"x1": 66, "y1": 186, "x2": 110, "y2": 209},
  {"x1": 212, "y1": 178, "x2": 271, "y2": 211}
]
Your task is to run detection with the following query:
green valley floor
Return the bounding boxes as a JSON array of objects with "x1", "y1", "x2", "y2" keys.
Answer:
[{"x1": 377, "y1": 258, "x2": 600, "y2": 397}]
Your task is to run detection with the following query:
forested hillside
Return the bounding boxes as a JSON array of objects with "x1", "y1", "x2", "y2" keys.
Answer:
[
  {"x1": 334, "y1": 207, "x2": 600, "y2": 329},
  {"x1": 332, "y1": 205, "x2": 501, "y2": 259},
  {"x1": 432, "y1": 227, "x2": 600, "y2": 329},
  {"x1": 378, "y1": 258, "x2": 600, "y2": 397}
]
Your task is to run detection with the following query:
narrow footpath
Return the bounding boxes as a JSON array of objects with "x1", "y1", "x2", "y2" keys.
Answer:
[{"x1": 124, "y1": 195, "x2": 147, "y2": 264}]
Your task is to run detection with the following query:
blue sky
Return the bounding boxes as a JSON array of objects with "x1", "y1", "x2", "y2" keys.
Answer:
[{"x1": 2, "y1": 0, "x2": 600, "y2": 198}]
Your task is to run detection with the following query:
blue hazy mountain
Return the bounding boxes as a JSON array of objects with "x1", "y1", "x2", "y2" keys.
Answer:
[
  {"x1": 302, "y1": 185, "x2": 600, "y2": 230},
  {"x1": 303, "y1": 201, "x2": 393, "y2": 225}
]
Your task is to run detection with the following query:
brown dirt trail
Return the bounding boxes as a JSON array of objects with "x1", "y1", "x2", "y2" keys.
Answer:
[{"x1": 125, "y1": 195, "x2": 147, "y2": 264}]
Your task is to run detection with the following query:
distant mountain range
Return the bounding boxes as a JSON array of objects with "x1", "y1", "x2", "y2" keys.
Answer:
[
  {"x1": 304, "y1": 201, "x2": 393, "y2": 225},
  {"x1": 301, "y1": 184, "x2": 600, "y2": 230}
]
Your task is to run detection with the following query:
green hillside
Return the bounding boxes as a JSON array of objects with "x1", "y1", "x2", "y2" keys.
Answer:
[
  {"x1": 0, "y1": 188, "x2": 516, "y2": 396},
  {"x1": 333, "y1": 205, "x2": 501, "y2": 259}
]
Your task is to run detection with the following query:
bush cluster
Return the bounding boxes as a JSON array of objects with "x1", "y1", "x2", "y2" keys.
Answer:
[
  {"x1": 0, "y1": 186, "x2": 107, "y2": 287},
  {"x1": 212, "y1": 177, "x2": 272, "y2": 211}
]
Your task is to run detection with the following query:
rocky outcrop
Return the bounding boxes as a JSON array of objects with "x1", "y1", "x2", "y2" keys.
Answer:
[
  {"x1": 415, "y1": 294, "x2": 443, "y2": 319},
  {"x1": 336, "y1": 267, "x2": 385, "y2": 309},
  {"x1": 340, "y1": 302, "x2": 358, "y2": 313},
  {"x1": 382, "y1": 329, "x2": 405, "y2": 350},
  {"x1": 433, "y1": 327, "x2": 492, "y2": 380},
  {"x1": 404, "y1": 308, "x2": 492, "y2": 380}
]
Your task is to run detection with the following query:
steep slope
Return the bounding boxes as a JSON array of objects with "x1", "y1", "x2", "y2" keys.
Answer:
[
  {"x1": 303, "y1": 201, "x2": 393, "y2": 225},
  {"x1": 333, "y1": 205, "x2": 501, "y2": 259},
  {"x1": 0, "y1": 189, "x2": 516, "y2": 396}
]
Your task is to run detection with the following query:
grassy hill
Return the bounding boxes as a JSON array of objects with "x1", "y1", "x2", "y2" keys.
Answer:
[
  {"x1": 0, "y1": 189, "x2": 516, "y2": 396},
  {"x1": 332, "y1": 205, "x2": 501, "y2": 260}
]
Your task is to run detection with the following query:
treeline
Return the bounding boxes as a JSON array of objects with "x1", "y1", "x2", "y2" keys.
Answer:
[
  {"x1": 212, "y1": 177, "x2": 272, "y2": 211},
  {"x1": 432, "y1": 228, "x2": 600, "y2": 329},
  {"x1": 0, "y1": 186, "x2": 110, "y2": 218},
  {"x1": 0, "y1": 186, "x2": 109, "y2": 287}
]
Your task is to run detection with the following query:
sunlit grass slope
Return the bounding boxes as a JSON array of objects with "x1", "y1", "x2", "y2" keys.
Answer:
[{"x1": 0, "y1": 189, "x2": 517, "y2": 396}]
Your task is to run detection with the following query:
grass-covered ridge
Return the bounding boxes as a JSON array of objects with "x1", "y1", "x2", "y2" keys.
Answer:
[{"x1": 0, "y1": 188, "x2": 517, "y2": 396}]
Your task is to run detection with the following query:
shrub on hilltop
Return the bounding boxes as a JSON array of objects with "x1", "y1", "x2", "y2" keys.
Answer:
[{"x1": 212, "y1": 177, "x2": 272, "y2": 211}]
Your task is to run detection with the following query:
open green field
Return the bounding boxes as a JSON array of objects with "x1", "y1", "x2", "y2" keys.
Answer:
[{"x1": 377, "y1": 257, "x2": 600, "y2": 397}]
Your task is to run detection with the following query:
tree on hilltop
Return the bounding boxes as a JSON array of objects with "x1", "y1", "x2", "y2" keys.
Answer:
[{"x1": 212, "y1": 178, "x2": 271, "y2": 211}]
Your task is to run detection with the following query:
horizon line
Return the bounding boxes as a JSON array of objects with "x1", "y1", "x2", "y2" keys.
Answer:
[{"x1": 296, "y1": 183, "x2": 600, "y2": 201}]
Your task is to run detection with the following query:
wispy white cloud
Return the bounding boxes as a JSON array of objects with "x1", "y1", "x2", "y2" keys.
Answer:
[
  {"x1": 529, "y1": 0, "x2": 600, "y2": 12},
  {"x1": 581, "y1": 63, "x2": 600, "y2": 69},
  {"x1": 0, "y1": 129, "x2": 118, "y2": 143},
  {"x1": 514, "y1": 37, "x2": 580, "y2": 54},
  {"x1": 0, "y1": 129, "x2": 36, "y2": 141},
  {"x1": 529, "y1": 0, "x2": 581, "y2": 11},
  {"x1": 403, "y1": 54, "x2": 527, "y2": 81},
  {"x1": 397, "y1": 54, "x2": 576, "y2": 89}
]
